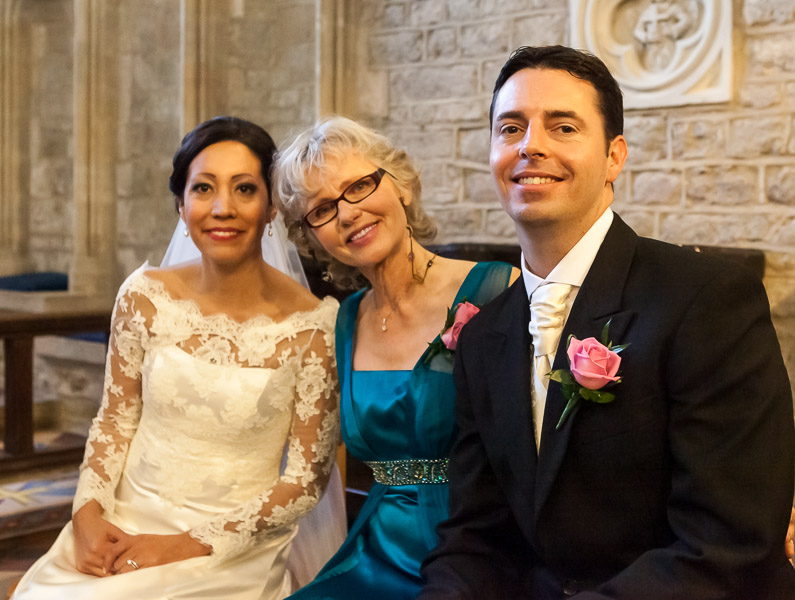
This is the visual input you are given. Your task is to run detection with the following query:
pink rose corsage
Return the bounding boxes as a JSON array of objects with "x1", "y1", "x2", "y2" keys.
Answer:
[
  {"x1": 549, "y1": 320, "x2": 629, "y2": 429},
  {"x1": 425, "y1": 299, "x2": 480, "y2": 363},
  {"x1": 440, "y1": 301, "x2": 480, "y2": 351}
]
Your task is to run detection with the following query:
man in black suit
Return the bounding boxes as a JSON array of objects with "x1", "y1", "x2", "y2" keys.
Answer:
[{"x1": 419, "y1": 46, "x2": 795, "y2": 599}]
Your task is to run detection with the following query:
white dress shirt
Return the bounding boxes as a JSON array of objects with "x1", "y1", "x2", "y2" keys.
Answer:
[{"x1": 521, "y1": 208, "x2": 614, "y2": 449}]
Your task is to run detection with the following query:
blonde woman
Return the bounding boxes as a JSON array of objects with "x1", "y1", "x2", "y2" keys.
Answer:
[{"x1": 275, "y1": 117, "x2": 519, "y2": 599}]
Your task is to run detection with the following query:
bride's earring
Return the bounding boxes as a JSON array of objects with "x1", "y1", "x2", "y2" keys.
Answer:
[
  {"x1": 183, "y1": 228, "x2": 190, "y2": 238},
  {"x1": 267, "y1": 222, "x2": 273, "y2": 237}
]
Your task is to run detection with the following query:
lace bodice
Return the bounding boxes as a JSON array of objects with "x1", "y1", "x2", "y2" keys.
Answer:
[{"x1": 73, "y1": 264, "x2": 340, "y2": 561}]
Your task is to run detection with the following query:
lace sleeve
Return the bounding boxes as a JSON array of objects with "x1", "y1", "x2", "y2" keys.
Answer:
[
  {"x1": 72, "y1": 279, "x2": 150, "y2": 516},
  {"x1": 188, "y1": 321, "x2": 340, "y2": 561}
]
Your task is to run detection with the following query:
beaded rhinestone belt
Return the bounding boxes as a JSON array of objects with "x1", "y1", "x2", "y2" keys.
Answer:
[{"x1": 364, "y1": 458, "x2": 449, "y2": 486}]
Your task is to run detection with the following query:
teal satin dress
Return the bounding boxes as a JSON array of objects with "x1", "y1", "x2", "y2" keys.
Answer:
[{"x1": 289, "y1": 262, "x2": 512, "y2": 600}]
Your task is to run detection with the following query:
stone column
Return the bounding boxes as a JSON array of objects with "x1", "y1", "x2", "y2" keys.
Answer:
[
  {"x1": 180, "y1": 0, "x2": 229, "y2": 135},
  {"x1": 316, "y1": 0, "x2": 341, "y2": 116},
  {"x1": 69, "y1": 0, "x2": 118, "y2": 299},
  {"x1": 181, "y1": 0, "x2": 207, "y2": 134},
  {"x1": 0, "y1": 0, "x2": 31, "y2": 275},
  {"x1": 324, "y1": 0, "x2": 386, "y2": 121}
]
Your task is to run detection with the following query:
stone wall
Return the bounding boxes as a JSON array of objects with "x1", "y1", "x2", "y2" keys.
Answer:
[
  {"x1": 114, "y1": 0, "x2": 318, "y2": 276},
  {"x1": 15, "y1": 0, "x2": 319, "y2": 284},
  {"x1": 115, "y1": 0, "x2": 182, "y2": 276},
  {"x1": 5, "y1": 0, "x2": 795, "y2": 393},
  {"x1": 343, "y1": 0, "x2": 795, "y2": 392},
  {"x1": 226, "y1": 0, "x2": 319, "y2": 147}
]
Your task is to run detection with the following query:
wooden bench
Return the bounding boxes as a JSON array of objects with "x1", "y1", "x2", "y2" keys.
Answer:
[{"x1": 0, "y1": 309, "x2": 111, "y2": 473}]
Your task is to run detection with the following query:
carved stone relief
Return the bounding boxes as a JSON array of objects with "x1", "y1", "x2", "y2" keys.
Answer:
[{"x1": 570, "y1": 0, "x2": 732, "y2": 108}]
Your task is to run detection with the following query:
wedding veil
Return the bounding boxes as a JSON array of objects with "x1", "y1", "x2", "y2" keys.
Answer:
[
  {"x1": 161, "y1": 215, "x2": 309, "y2": 288},
  {"x1": 160, "y1": 217, "x2": 346, "y2": 589}
]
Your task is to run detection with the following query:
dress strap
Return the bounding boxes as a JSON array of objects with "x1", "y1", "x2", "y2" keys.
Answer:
[
  {"x1": 455, "y1": 261, "x2": 513, "y2": 308},
  {"x1": 364, "y1": 458, "x2": 449, "y2": 486}
]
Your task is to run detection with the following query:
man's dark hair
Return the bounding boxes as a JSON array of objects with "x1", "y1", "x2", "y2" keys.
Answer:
[
  {"x1": 490, "y1": 45, "x2": 623, "y2": 149},
  {"x1": 169, "y1": 116, "x2": 277, "y2": 211}
]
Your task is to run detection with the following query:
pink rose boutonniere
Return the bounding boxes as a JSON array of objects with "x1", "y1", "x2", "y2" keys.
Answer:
[
  {"x1": 549, "y1": 320, "x2": 629, "y2": 430},
  {"x1": 425, "y1": 299, "x2": 480, "y2": 363}
]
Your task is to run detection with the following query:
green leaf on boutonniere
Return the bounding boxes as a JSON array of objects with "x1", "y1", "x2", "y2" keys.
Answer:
[
  {"x1": 579, "y1": 388, "x2": 616, "y2": 404},
  {"x1": 600, "y1": 319, "x2": 612, "y2": 346},
  {"x1": 548, "y1": 369, "x2": 574, "y2": 385},
  {"x1": 557, "y1": 387, "x2": 616, "y2": 429},
  {"x1": 601, "y1": 319, "x2": 629, "y2": 353},
  {"x1": 548, "y1": 369, "x2": 580, "y2": 398}
]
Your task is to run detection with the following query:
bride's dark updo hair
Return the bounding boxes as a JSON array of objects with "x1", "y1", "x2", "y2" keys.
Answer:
[{"x1": 169, "y1": 116, "x2": 277, "y2": 211}]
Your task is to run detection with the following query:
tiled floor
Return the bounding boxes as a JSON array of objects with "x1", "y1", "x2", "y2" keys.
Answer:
[{"x1": 0, "y1": 468, "x2": 77, "y2": 540}]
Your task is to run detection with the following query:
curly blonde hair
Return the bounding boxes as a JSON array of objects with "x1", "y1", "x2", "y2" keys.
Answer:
[{"x1": 273, "y1": 117, "x2": 437, "y2": 288}]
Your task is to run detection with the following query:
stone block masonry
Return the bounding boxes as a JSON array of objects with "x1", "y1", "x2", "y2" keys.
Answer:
[
  {"x1": 347, "y1": 0, "x2": 795, "y2": 396},
  {"x1": 7, "y1": 0, "x2": 795, "y2": 400}
]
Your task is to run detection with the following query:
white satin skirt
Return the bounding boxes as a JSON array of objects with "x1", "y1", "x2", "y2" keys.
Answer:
[{"x1": 11, "y1": 466, "x2": 346, "y2": 600}]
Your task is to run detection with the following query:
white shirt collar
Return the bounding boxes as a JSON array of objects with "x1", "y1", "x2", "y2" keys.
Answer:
[{"x1": 522, "y1": 207, "x2": 614, "y2": 300}]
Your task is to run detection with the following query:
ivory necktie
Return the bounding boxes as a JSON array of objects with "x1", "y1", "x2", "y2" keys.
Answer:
[{"x1": 529, "y1": 282, "x2": 572, "y2": 449}]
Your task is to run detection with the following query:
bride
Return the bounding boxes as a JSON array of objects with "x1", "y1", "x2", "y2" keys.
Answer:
[{"x1": 12, "y1": 116, "x2": 343, "y2": 600}]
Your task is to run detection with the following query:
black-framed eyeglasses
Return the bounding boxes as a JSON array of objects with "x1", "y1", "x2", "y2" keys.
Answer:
[{"x1": 303, "y1": 168, "x2": 387, "y2": 228}]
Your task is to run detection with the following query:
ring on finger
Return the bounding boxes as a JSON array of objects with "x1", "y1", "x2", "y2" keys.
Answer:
[{"x1": 126, "y1": 558, "x2": 140, "y2": 570}]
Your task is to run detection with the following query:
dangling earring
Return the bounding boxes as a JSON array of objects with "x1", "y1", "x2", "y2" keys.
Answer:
[
  {"x1": 183, "y1": 228, "x2": 190, "y2": 238},
  {"x1": 406, "y1": 224, "x2": 415, "y2": 263},
  {"x1": 267, "y1": 222, "x2": 273, "y2": 237},
  {"x1": 321, "y1": 270, "x2": 333, "y2": 283}
]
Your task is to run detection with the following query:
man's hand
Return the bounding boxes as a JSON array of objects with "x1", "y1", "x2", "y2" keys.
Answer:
[
  {"x1": 786, "y1": 508, "x2": 794, "y2": 566},
  {"x1": 72, "y1": 500, "x2": 129, "y2": 577},
  {"x1": 109, "y1": 532, "x2": 212, "y2": 574}
]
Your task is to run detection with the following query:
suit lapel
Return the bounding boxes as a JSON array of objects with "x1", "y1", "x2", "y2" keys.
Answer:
[
  {"x1": 481, "y1": 280, "x2": 538, "y2": 522},
  {"x1": 534, "y1": 215, "x2": 639, "y2": 519}
]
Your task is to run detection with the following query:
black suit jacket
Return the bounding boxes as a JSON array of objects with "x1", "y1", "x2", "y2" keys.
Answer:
[{"x1": 419, "y1": 216, "x2": 795, "y2": 599}]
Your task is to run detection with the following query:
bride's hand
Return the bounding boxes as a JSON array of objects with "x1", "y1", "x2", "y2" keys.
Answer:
[
  {"x1": 72, "y1": 500, "x2": 128, "y2": 577},
  {"x1": 109, "y1": 532, "x2": 212, "y2": 574}
]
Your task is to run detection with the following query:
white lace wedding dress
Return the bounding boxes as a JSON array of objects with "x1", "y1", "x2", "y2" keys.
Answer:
[{"x1": 12, "y1": 264, "x2": 340, "y2": 600}]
